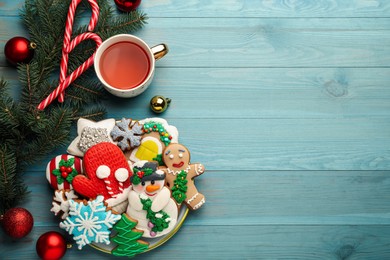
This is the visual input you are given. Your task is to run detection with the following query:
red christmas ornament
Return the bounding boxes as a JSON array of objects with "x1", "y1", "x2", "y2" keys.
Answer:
[
  {"x1": 114, "y1": 0, "x2": 141, "y2": 12},
  {"x1": 1, "y1": 207, "x2": 34, "y2": 238},
  {"x1": 36, "y1": 231, "x2": 67, "y2": 260},
  {"x1": 4, "y1": 36, "x2": 36, "y2": 66}
]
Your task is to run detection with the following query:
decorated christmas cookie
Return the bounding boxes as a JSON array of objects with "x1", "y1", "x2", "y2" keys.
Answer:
[
  {"x1": 48, "y1": 117, "x2": 205, "y2": 257},
  {"x1": 110, "y1": 214, "x2": 149, "y2": 257},
  {"x1": 72, "y1": 142, "x2": 132, "y2": 213},
  {"x1": 67, "y1": 118, "x2": 116, "y2": 157},
  {"x1": 46, "y1": 154, "x2": 83, "y2": 190},
  {"x1": 111, "y1": 118, "x2": 143, "y2": 151},
  {"x1": 129, "y1": 118, "x2": 179, "y2": 164},
  {"x1": 126, "y1": 161, "x2": 178, "y2": 238},
  {"x1": 160, "y1": 143, "x2": 206, "y2": 210},
  {"x1": 60, "y1": 196, "x2": 121, "y2": 250},
  {"x1": 51, "y1": 189, "x2": 79, "y2": 219}
]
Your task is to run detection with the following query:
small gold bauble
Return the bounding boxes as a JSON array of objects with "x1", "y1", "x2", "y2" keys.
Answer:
[{"x1": 150, "y1": 95, "x2": 171, "y2": 113}]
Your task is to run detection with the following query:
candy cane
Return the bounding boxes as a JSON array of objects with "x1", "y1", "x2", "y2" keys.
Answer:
[{"x1": 37, "y1": 0, "x2": 101, "y2": 110}]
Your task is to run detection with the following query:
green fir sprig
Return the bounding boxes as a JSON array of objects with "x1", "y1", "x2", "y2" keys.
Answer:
[{"x1": 0, "y1": 0, "x2": 147, "y2": 214}]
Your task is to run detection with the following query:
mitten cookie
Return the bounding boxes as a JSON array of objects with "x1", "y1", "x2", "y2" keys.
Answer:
[
  {"x1": 159, "y1": 143, "x2": 205, "y2": 210},
  {"x1": 72, "y1": 142, "x2": 132, "y2": 213}
]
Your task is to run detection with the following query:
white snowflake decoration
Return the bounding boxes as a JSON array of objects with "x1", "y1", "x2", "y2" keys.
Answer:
[
  {"x1": 59, "y1": 195, "x2": 121, "y2": 250},
  {"x1": 51, "y1": 190, "x2": 79, "y2": 219}
]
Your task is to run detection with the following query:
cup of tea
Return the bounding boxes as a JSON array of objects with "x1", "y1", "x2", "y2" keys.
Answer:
[{"x1": 94, "y1": 34, "x2": 168, "y2": 97}]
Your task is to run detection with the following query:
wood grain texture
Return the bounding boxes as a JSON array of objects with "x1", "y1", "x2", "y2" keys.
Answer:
[
  {"x1": 1, "y1": 1, "x2": 390, "y2": 18},
  {"x1": 1, "y1": 17, "x2": 390, "y2": 68},
  {"x1": 1, "y1": 0, "x2": 390, "y2": 259}
]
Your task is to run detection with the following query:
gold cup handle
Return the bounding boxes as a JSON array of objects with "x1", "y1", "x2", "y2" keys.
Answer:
[{"x1": 151, "y1": 44, "x2": 169, "y2": 60}]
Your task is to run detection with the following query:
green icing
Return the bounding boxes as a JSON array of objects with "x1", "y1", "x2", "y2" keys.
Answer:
[
  {"x1": 172, "y1": 170, "x2": 188, "y2": 204},
  {"x1": 111, "y1": 214, "x2": 149, "y2": 257},
  {"x1": 51, "y1": 158, "x2": 78, "y2": 184},
  {"x1": 152, "y1": 154, "x2": 164, "y2": 166},
  {"x1": 132, "y1": 167, "x2": 154, "y2": 185},
  {"x1": 143, "y1": 121, "x2": 172, "y2": 146},
  {"x1": 140, "y1": 197, "x2": 170, "y2": 233}
]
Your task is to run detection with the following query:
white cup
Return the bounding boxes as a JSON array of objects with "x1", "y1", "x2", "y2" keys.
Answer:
[{"x1": 94, "y1": 34, "x2": 168, "y2": 98}]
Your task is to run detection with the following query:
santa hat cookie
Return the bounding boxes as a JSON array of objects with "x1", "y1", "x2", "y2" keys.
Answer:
[{"x1": 46, "y1": 154, "x2": 83, "y2": 190}]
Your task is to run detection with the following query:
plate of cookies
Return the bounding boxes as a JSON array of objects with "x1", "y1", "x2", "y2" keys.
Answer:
[{"x1": 46, "y1": 117, "x2": 206, "y2": 257}]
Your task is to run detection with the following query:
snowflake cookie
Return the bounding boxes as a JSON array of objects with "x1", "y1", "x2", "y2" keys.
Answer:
[
  {"x1": 111, "y1": 118, "x2": 143, "y2": 151},
  {"x1": 51, "y1": 190, "x2": 79, "y2": 219},
  {"x1": 60, "y1": 196, "x2": 121, "y2": 250}
]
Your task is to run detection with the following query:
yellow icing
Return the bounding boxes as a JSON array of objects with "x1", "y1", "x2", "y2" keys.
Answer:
[{"x1": 135, "y1": 140, "x2": 159, "y2": 161}]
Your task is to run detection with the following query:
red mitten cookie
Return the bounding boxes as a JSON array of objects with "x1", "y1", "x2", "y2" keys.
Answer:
[{"x1": 72, "y1": 142, "x2": 132, "y2": 212}]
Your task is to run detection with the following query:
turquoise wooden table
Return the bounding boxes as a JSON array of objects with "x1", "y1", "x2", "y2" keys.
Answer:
[{"x1": 1, "y1": 0, "x2": 390, "y2": 259}]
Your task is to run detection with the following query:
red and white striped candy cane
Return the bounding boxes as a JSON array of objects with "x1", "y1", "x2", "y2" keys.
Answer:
[
  {"x1": 37, "y1": 0, "x2": 101, "y2": 110},
  {"x1": 58, "y1": 0, "x2": 100, "y2": 103}
]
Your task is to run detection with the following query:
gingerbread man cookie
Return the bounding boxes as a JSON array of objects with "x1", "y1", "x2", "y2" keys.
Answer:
[{"x1": 159, "y1": 143, "x2": 205, "y2": 210}]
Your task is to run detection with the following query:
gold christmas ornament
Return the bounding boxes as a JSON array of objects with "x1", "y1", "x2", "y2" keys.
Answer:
[{"x1": 150, "y1": 95, "x2": 171, "y2": 113}]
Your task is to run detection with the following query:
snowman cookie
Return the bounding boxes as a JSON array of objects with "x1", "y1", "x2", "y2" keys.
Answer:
[
  {"x1": 159, "y1": 143, "x2": 205, "y2": 210},
  {"x1": 126, "y1": 161, "x2": 178, "y2": 238}
]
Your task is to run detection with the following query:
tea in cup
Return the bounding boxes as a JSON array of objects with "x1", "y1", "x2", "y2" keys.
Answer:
[{"x1": 94, "y1": 34, "x2": 168, "y2": 97}]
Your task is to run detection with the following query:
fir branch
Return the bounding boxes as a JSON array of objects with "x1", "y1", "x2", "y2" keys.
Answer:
[
  {"x1": 0, "y1": 145, "x2": 28, "y2": 214},
  {"x1": 0, "y1": 0, "x2": 147, "y2": 213}
]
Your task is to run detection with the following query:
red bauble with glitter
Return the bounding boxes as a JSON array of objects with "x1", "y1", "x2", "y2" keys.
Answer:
[
  {"x1": 36, "y1": 231, "x2": 67, "y2": 260},
  {"x1": 114, "y1": 0, "x2": 141, "y2": 12},
  {"x1": 4, "y1": 36, "x2": 36, "y2": 66},
  {"x1": 1, "y1": 207, "x2": 34, "y2": 238}
]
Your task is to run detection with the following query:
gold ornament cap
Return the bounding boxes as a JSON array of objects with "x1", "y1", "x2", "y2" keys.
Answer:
[{"x1": 150, "y1": 95, "x2": 171, "y2": 113}]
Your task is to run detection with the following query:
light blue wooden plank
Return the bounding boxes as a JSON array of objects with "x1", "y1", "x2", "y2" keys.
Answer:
[
  {"x1": 18, "y1": 169, "x2": 390, "y2": 226},
  {"x1": 25, "y1": 117, "x2": 390, "y2": 171},
  {"x1": 2, "y1": 67, "x2": 390, "y2": 119},
  {"x1": 1, "y1": 17, "x2": 390, "y2": 67},
  {"x1": 2, "y1": 0, "x2": 390, "y2": 18},
  {"x1": 2, "y1": 225, "x2": 390, "y2": 259},
  {"x1": 102, "y1": 67, "x2": 390, "y2": 119},
  {"x1": 142, "y1": 0, "x2": 390, "y2": 18}
]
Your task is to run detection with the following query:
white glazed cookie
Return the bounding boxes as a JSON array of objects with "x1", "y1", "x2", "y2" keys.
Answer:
[{"x1": 67, "y1": 118, "x2": 116, "y2": 157}]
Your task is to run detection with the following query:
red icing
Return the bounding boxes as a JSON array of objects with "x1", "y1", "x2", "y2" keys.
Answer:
[{"x1": 172, "y1": 161, "x2": 184, "y2": 168}]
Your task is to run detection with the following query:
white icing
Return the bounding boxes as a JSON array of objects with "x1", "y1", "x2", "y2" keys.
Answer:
[
  {"x1": 155, "y1": 169, "x2": 165, "y2": 176},
  {"x1": 193, "y1": 198, "x2": 205, "y2": 210},
  {"x1": 106, "y1": 186, "x2": 132, "y2": 214},
  {"x1": 96, "y1": 165, "x2": 110, "y2": 179},
  {"x1": 195, "y1": 163, "x2": 204, "y2": 175},
  {"x1": 167, "y1": 166, "x2": 191, "y2": 176},
  {"x1": 51, "y1": 190, "x2": 78, "y2": 219},
  {"x1": 187, "y1": 192, "x2": 199, "y2": 204},
  {"x1": 67, "y1": 118, "x2": 116, "y2": 157},
  {"x1": 126, "y1": 186, "x2": 178, "y2": 238},
  {"x1": 115, "y1": 168, "x2": 129, "y2": 182}
]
